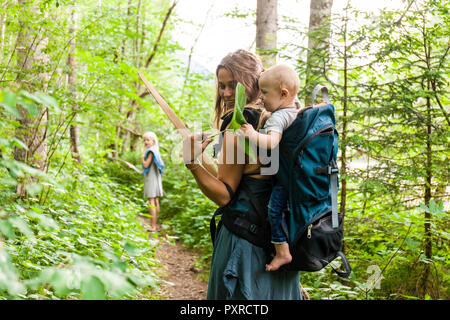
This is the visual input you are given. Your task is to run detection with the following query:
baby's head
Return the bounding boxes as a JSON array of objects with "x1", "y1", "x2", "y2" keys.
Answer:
[
  {"x1": 143, "y1": 131, "x2": 158, "y2": 149},
  {"x1": 258, "y1": 64, "x2": 300, "y2": 112}
]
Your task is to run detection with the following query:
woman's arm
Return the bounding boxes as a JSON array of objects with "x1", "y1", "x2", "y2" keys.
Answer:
[
  {"x1": 200, "y1": 153, "x2": 218, "y2": 177},
  {"x1": 184, "y1": 132, "x2": 244, "y2": 207},
  {"x1": 142, "y1": 151, "x2": 153, "y2": 169}
]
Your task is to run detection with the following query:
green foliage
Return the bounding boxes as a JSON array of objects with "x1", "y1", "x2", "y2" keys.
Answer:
[
  {"x1": 0, "y1": 88, "x2": 161, "y2": 299},
  {"x1": 0, "y1": 0, "x2": 448, "y2": 301},
  {"x1": 0, "y1": 161, "x2": 160, "y2": 300},
  {"x1": 159, "y1": 164, "x2": 217, "y2": 258},
  {"x1": 228, "y1": 83, "x2": 248, "y2": 130},
  {"x1": 277, "y1": 0, "x2": 449, "y2": 299},
  {"x1": 228, "y1": 82, "x2": 256, "y2": 161}
]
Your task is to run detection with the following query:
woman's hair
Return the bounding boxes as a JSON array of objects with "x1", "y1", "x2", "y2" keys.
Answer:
[
  {"x1": 214, "y1": 49, "x2": 266, "y2": 128},
  {"x1": 143, "y1": 131, "x2": 159, "y2": 151}
]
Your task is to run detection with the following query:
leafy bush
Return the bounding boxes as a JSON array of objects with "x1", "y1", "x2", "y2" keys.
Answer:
[
  {"x1": 0, "y1": 159, "x2": 161, "y2": 299},
  {"x1": 159, "y1": 164, "x2": 216, "y2": 259}
]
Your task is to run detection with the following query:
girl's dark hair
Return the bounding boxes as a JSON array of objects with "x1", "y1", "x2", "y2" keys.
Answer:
[{"x1": 214, "y1": 49, "x2": 264, "y2": 128}]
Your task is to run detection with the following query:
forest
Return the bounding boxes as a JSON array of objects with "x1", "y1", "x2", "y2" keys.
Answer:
[{"x1": 0, "y1": 0, "x2": 448, "y2": 300}]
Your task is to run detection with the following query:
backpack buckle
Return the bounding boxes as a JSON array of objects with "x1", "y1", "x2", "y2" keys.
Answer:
[{"x1": 316, "y1": 165, "x2": 338, "y2": 175}]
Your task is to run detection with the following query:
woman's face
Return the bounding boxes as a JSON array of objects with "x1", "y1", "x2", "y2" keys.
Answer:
[{"x1": 217, "y1": 68, "x2": 236, "y2": 109}]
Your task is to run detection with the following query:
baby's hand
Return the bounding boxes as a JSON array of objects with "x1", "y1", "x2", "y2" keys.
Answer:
[{"x1": 237, "y1": 123, "x2": 256, "y2": 138}]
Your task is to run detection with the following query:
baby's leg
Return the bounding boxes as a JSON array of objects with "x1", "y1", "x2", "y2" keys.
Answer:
[{"x1": 266, "y1": 183, "x2": 291, "y2": 271}]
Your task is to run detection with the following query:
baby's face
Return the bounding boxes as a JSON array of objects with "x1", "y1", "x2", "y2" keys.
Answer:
[{"x1": 259, "y1": 77, "x2": 284, "y2": 112}]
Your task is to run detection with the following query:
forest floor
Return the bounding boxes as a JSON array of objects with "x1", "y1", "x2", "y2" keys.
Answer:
[{"x1": 138, "y1": 216, "x2": 209, "y2": 300}]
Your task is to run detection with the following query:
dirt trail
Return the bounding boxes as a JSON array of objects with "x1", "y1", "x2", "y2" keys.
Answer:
[
  {"x1": 138, "y1": 217, "x2": 310, "y2": 300},
  {"x1": 155, "y1": 235, "x2": 208, "y2": 300},
  {"x1": 138, "y1": 217, "x2": 208, "y2": 300}
]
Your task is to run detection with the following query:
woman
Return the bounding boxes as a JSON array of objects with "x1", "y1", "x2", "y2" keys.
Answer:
[{"x1": 183, "y1": 49, "x2": 302, "y2": 300}]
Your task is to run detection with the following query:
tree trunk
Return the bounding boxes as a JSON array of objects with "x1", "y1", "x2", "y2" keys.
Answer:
[
  {"x1": 339, "y1": 4, "x2": 349, "y2": 250},
  {"x1": 68, "y1": 7, "x2": 81, "y2": 164},
  {"x1": 305, "y1": 0, "x2": 333, "y2": 105},
  {"x1": 14, "y1": 0, "x2": 48, "y2": 196},
  {"x1": 0, "y1": 1, "x2": 7, "y2": 51},
  {"x1": 421, "y1": 81, "x2": 433, "y2": 296},
  {"x1": 121, "y1": 108, "x2": 135, "y2": 153},
  {"x1": 135, "y1": 0, "x2": 142, "y2": 66},
  {"x1": 339, "y1": 34, "x2": 348, "y2": 252},
  {"x1": 420, "y1": 16, "x2": 433, "y2": 297},
  {"x1": 256, "y1": 0, "x2": 277, "y2": 68}
]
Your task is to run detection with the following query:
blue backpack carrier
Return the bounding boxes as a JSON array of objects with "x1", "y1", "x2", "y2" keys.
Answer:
[
  {"x1": 209, "y1": 85, "x2": 351, "y2": 277},
  {"x1": 277, "y1": 85, "x2": 351, "y2": 277}
]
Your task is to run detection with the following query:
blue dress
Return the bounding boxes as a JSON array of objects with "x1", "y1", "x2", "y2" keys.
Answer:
[{"x1": 206, "y1": 176, "x2": 302, "y2": 300}]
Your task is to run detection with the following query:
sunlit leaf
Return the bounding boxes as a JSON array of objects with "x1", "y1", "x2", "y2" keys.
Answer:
[{"x1": 228, "y1": 82, "x2": 247, "y2": 130}]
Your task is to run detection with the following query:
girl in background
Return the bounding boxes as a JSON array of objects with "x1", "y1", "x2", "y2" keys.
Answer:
[{"x1": 142, "y1": 131, "x2": 164, "y2": 231}]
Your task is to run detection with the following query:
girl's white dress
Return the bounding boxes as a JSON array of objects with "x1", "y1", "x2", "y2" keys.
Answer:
[{"x1": 143, "y1": 160, "x2": 164, "y2": 198}]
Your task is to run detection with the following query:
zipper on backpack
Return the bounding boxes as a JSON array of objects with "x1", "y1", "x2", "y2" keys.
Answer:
[
  {"x1": 296, "y1": 125, "x2": 336, "y2": 167},
  {"x1": 307, "y1": 224, "x2": 312, "y2": 239},
  {"x1": 299, "y1": 125, "x2": 335, "y2": 151}
]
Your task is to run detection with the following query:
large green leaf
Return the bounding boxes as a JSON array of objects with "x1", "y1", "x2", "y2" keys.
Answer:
[
  {"x1": 228, "y1": 82, "x2": 256, "y2": 161},
  {"x1": 228, "y1": 83, "x2": 247, "y2": 130}
]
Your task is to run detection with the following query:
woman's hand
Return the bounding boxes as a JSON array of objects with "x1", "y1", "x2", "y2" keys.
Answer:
[
  {"x1": 183, "y1": 130, "x2": 244, "y2": 207},
  {"x1": 182, "y1": 132, "x2": 213, "y2": 165}
]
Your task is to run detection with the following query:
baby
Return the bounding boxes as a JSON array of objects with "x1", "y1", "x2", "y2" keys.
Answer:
[{"x1": 239, "y1": 64, "x2": 300, "y2": 271}]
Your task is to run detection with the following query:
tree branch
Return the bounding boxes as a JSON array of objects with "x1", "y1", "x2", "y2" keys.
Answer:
[
  {"x1": 394, "y1": 0, "x2": 415, "y2": 26},
  {"x1": 182, "y1": 1, "x2": 214, "y2": 96},
  {"x1": 145, "y1": 0, "x2": 178, "y2": 68},
  {"x1": 118, "y1": 123, "x2": 142, "y2": 137}
]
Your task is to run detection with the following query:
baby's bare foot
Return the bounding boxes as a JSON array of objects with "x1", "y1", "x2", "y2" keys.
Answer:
[{"x1": 265, "y1": 253, "x2": 292, "y2": 271}]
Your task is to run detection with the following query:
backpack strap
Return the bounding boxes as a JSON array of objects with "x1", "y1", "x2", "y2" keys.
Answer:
[
  {"x1": 327, "y1": 251, "x2": 352, "y2": 278},
  {"x1": 330, "y1": 161, "x2": 339, "y2": 229},
  {"x1": 223, "y1": 181, "x2": 235, "y2": 199},
  {"x1": 315, "y1": 163, "x2": 339, "y2": 230}
]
